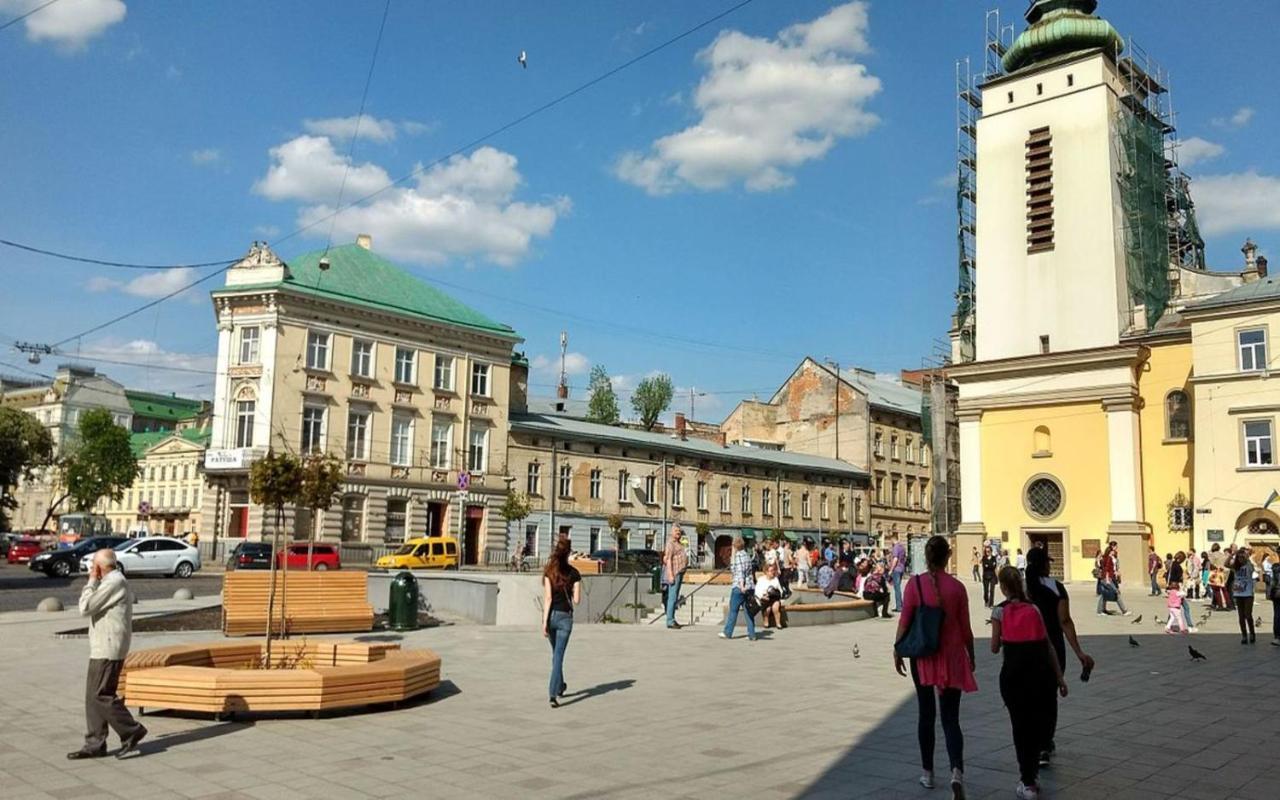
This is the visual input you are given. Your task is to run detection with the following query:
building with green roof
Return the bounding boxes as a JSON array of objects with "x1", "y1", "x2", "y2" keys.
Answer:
[{"x1": 125, "y1": 389, "x2": 210, "y2": 433}]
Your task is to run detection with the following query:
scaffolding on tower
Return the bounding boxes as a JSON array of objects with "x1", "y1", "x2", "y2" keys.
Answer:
[{"x1": 1114, "y1": 37, "x2": 1206, "y2": 329}]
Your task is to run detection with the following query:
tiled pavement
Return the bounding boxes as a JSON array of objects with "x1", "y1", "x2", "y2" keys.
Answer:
[{"x1": 0, "y1": 582, "x2": 1275, "y2": 799}]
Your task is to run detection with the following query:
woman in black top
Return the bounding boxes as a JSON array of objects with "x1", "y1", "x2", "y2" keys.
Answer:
[
  {"x1": 543, "y1": 538, "x2": 582, "y2": 707},
  {"x1": 981, "y1": 546, "x2": 999, "y2": 608},
  {"x1": 1024, "y1": 547, "x2": 1095, "y2": 766}
]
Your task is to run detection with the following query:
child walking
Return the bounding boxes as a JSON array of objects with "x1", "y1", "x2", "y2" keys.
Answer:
[
  {"x1": 991, "y1": 566, "x2": 1067, "y2": 800},
  {"x1": 1165, "y1": 582, "x2": 1190, "y2": 634}
]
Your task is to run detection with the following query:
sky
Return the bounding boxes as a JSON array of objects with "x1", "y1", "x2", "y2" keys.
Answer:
[{"x1": 1, "y1": 0, "x2": 1277, "y2": 423}]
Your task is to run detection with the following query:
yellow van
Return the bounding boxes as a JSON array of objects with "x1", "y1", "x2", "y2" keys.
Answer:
[{"x1": 375, "y1": 537, "x2": 459, "y2": 570}]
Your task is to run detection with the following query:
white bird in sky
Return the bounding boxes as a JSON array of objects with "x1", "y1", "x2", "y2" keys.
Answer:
[{"x1": 518, "y1": 50, "x2": 527, "y2": 69}]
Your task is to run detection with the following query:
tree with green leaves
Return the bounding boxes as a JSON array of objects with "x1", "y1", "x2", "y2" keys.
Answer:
[
  {"x1": 499, "y1": 490, "x2": 533, "y2": 568},
  {"x1": 0, "y1": 407, "x2": 54, "y2": 532},
  {"x1": 297, "y1": 453, "x2": 344, "y2": 567},
  {"x1": 586, "y1": 364, "x2": 620, "y2": 424},
  {"x1": 249, "y1": 450, "x2": 303, "y2": 661},
  {"x1": 40, "y1": 408, "x2": 136, "y2": 531},
  {"x1": 631, "y1": 373, "x2": 673, "y2": 431},
  {"x1": 607, "y1": 512, "x2": 625, "y2": 571}
]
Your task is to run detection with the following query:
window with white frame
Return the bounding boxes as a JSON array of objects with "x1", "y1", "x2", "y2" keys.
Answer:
[
  {"x1": 920, "y1": 479, "x2": 929, "y2": 509},
  {"x1": 891, "y1": 478, "x2": 900, "y2": 507},
  {"x1": 390, "y1": 414, "x2": 413, "y2": 466},
  {"x1": 820, "y1": 493, "x2": 829, "y2": 519},
  {"x1": 618, "y1": 470, "x2": 630, "y2": 502},
  {"x1": 740, "y1": 485, "x2": 752, "y2": 514},
  {"x1": 589, "y1": 527, "x2": 601, "y2": 552},
  {"x1": 559, "y1": 463, "x2": 572, "y2": 498},
  {"x1": 719, "y1": 483, "x2": 730, "y2": 513},
  {"x1": 468, "y1": 427, "x2": 488, "y2": 472},
  {"x1": 238, "y1": 326, "x2": 260, "y2": 364},
  {"x1": 838, "y1": 495, "x2": 847, "y2": 522},
  {"x1": 801, "y1": 491, "x2": 811, "y2": 518},
  {"x1": 890, "y1": 434, "x2": 900, "y2": 460},
  {"x1": 761, "y1": 488, "x2": 772, "y2": 516},
  {"x1": 921, "y1": 444, "x2": 930, "y2": 468},
  {"x1": 697, "y1": 481, "x2": 708, "y2": 510},
  {"x1": 301, "y1": 405, "x2": 325, "y2": 454},
  {"x1": 234, "y1": 400, "x2": 255, "y2": 447},
  {"x1": 781, "y1": 489, "x2": 792, "y2": 517},
  {"x1": 470, "y1": 363, "x2": 490, "y2": 396},
  {"x1": 671, "y1": 476, "x2": 683, "y2": 507},
  {"x1": 434, "y1": 355, "x2": 454, "y2": 391},
  {"x1": 527, "y1": 462, "x2": 542, "y2": 495},
  {"x1": 644, "y1": 474, "x2": 657, "y2": 503},
  {"x1": 875, "y1": 476, "x2": 884, "y2": 504},
  {"x1": 855, "y1": 496, "x2": 864, "y2": 523},
  {"x1": 430, "y1": 420, "x2": 452, "y2": 468},
  {"x1": 1238, "y1": 328, "x2": 1267, "y2": 372},
  {"x1": 306, "y1": 331, "x2": 330, "y2": 370},
  {"x1": 394, "y1": 347, "x2": 416, "y2": 384},
  {"x1": 1244, "y1": 419, "x2": 1273, "y2": 467},
  {"x1": 905, "y1": 437, "x2": 914, "y2": 463},
  {"x1": 873, "y1": 430, "x2": 883, "y2": 458},
  {"x1": 589, "y1": 469, "x2": 602, "y2": 499},
  {"x1": 346, "y1": 409, "x2": 370, "y2": 460},
  {"x1": 351, "y1": 339, "x2": 374, "y2": 378}
]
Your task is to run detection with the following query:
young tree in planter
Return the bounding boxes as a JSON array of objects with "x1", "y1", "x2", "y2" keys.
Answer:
[
  {"x1": 297, "y1": 453, "x2": 344, "y2": 568},
  {"x1": 0, "y1": 407, "x2": 54, "y2": 532},
  {"x1": 630, "y1": 373, "x2": 673, "y2": 431},
  {"x1": 695, "y1": 521, "x2": 711, "y2": 568},
  {"x1": 607, "y1": 512, "x2": 625, "y2": 572},
  {"x1": 586, "y1": 365, "x2": 620, "y2": 425},
  {"x1": 499, "y1": 491, "x2": 533, "y2": 567},
  {"x1": 40, "y1": 408, "x2": 136, "y2": 531},
  {"x1": 249, "y1": 451, "x2": 302, "y2": 662}
]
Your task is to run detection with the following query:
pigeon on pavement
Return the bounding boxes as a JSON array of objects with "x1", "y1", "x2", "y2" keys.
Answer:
[
  {"x1": 1188, "y1": 646, "x2": 1207, "y2": 661},
  {"x1": 1128, "y1": 636, "x2": 1140, "y2": 647},
  {"x1": 852, "y1": 644, "x2": 860, "y2": 659},
  {"x1": 1131, "y1": 614, "x2": 1142, "y2": 624}
]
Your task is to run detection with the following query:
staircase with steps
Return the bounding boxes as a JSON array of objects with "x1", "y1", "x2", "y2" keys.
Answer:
[{"x1": 638, "y1": 588, "x2": 730, "y2": 626}]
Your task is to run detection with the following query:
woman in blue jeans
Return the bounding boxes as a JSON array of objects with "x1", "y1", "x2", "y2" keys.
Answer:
[
  {"x1": 542, "y1": 538, "x2": 581, "y2": 708},
  {"x1": 720, "y1": 535, "x2": 757, "y2": 641}
]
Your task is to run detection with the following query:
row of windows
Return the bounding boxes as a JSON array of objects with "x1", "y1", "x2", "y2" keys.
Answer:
[
  {"x1": 873, "y1": 475, "x2": 930, "y2": 510},
  {"x1": 269, "y1": 328, "x2": 494, "y2": 395},
  {"x1": 523, "y1": 462, "x2": 862, "y2": 522},
  {"x1": 142, "y1": 463, "x2": 197, "y2": 483},
  {"x1": 872, "y1": 431, "x2": 929, "y2": 466},
  {"x1": 298, "y1": 405, "x2": 490, "y2": 472},
  {"x1": 105, "y1": 486, "x2": 203, "y2": 512}
]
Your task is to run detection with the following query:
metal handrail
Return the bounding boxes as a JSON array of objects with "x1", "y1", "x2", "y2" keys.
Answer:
[
  {"x1": 646, "y1": 567, "x2": 730, "y2": 625},
  {"x1": 593, "y1": 572, "x2": 640, "y2": 623}
]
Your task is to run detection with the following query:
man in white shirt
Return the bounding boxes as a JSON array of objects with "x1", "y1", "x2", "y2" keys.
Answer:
[
  {"x1": 754, "y1": 562, "x2": 785, "y2": 628},
  {"x1": 69, "y1": 549, "x2": 147, "y2": 760}
]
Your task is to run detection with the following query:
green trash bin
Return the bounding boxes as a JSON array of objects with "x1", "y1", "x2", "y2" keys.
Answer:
[
  {"x1": 388, "y1": 571, "x2": 420, "y2": 631},
  {"x1": 650, "y1": 564, "x2": 663, "y2": 595}
]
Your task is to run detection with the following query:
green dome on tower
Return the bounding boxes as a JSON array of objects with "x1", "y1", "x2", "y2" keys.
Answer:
[{"x1": 1002, "y1": 0, "x2": 1123, "y2": 74}]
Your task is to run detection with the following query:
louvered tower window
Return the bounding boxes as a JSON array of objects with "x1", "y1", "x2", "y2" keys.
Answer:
[{"x1": 1026, "y1": 126, "x2": 1054, "y2": 252}]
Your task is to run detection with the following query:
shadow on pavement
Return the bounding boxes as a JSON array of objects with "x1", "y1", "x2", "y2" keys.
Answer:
[
  {"x1": 136, "y1": 720, "x2": 253, "y2": 756},
  {"x1": 558, "y1": 679, "x2": 636, "y2": 706}
]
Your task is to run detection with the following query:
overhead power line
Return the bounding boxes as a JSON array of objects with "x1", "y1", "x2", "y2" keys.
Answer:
[
  {"x1": 52, "y1": 265, "x2": 230, "y2": 347},
  {"x1": 0, "y1": 0, "x2": 59, "y2": 34},
  {"x1": 0, "y1": 238, "x2": 238, "y2": 271}
]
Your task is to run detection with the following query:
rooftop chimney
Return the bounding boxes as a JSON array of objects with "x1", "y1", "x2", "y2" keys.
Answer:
[
  {"x1": 716, "y1": 431, "x2": 727, "y2": 448},
  {"x1": 1243, "y1": 238, "x2": 1260, "y2": 282},
  {"x1": 675, "y1": 412, "x2": 687, "y2": 440},
  {"x1": 556, "y1": 382, "x2": 568, "y2": 400},
  {"x1": 1258, "y1": 255, "x2": 1269, "y2": 279},
  {"x1": 356, "y1": 233, "x2": 373, "y2": 250}
]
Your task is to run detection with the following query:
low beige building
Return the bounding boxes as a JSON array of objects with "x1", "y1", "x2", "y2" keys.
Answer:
[
  {"x1": 507, "y1": 410, "x2": 869, "y2": 567},
  {"x1": 199, "y1": 238, "x2": 521, "y2": 565},
  {"x1": 96, "y1": 428, "x2": 211, "y2": 536}
]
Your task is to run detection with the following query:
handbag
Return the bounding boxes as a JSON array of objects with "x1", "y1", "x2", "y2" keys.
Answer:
[
  {"x1": 743, "y1": 587, "x2": 761, "y2": 616},
  {"x1": 1100, "y1": 580, "x2": 1118, "y2": 602},
  {"x1": 894, "y1": 574, "x2": 945, "y2": 659}
]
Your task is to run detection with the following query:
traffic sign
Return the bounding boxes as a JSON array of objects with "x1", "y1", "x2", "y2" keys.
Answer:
[{"x1": 457, "y1": 470, "x2": 470, "y2": 492}]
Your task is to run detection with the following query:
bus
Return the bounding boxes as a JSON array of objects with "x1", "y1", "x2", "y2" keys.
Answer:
[{"x1": 57, "y1": 513, "x2": 113, "y2": 546}]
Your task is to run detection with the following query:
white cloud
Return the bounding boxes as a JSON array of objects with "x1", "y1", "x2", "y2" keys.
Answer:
[
  {"x1": 1190, "y1": 171, "x2": 1280, "y2": 236},
  {"x1": 1212, "y1": 106, "x2": 1255, "y2": 129},
  {"x1": 85, "y1": 267, "x2": 199, "y2": 300},
  {"x1": 615, "y1": 1, "x2": 880, "y2": 195},
  {"x1": 0, "y1": 0, "x2": 125, "y2": 50},
  {"x1": 253, "y1": 224, "x2": 280, "y2": 238},
  {"x1": 190, "y1": 148, "x2": 221, "y2": 166},
  {"x1": 303, "y1": 115, "x2": 398, "y2": 143},
  {"x1": 1177, "y1": 137, "x2": 1224, "y2": 168},
  {"x1": 256, "y1": 135, "x2": 567, "y2": 267},
  {"x1": 76, "y1": 338, "x2": 216, "y2": 396},
  {"x1": 398, "y1": 120, "x2": 437, "y2": 136},
  {"x1": 165, "y1": 64, "x2": 181, "y2": 80},
  {"x1": 917, "y1": 172, "x2": 958, "y2": 205},
  {"x1": 531, "y1": 352, "x2": 590, "y2": 378}
]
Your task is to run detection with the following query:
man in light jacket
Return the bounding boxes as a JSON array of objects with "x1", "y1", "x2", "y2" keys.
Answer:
[
  {"x1": 68, "y1": 548, "x2": 147, "y2": 759},
  {"x1": 662, "y1": 523, "x2": 689, "y2": 629}
]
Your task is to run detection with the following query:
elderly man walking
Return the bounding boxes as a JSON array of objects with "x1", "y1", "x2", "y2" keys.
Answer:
[
  {"x1": 663, "y1": 524, "x2": 690, "y2": 629},
  {"x1": 68, "y1": 548, "x2": 147, "y2": 760}
]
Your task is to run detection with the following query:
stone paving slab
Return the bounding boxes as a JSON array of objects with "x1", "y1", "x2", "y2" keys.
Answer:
[{"x1": 0, "y1": 583, "x2": 1274, "y2": 799}]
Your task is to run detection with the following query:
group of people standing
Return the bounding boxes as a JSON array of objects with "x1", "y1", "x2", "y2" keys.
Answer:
[{"x1": 898, "y1": 537, "x2": 1094, "y2": 800}]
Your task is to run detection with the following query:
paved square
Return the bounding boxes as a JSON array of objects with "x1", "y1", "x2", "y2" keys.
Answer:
[{"x1": 0, "y1": 583, "x2": 1275, "y2": 799}]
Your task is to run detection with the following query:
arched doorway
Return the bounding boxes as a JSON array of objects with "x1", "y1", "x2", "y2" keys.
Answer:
[{"x1": 714, "y1": 534, "x2": 733, "y2": 569}]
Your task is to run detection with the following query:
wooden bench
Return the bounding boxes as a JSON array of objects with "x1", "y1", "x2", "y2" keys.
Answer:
[
  {"x1": 569, "y1": 558, "x2": 602, "y2": 575},
  {"x1": 120, "y1": 641, "x2": 440, "y2": 715},
  {"x1": 222, "y1": 571, "x2": 374, "y2": 637}
]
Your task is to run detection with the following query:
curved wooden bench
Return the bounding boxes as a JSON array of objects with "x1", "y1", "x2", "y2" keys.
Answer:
[
  {"x1": 222, "y1": 572, "x2": 374, "y2": 636},
  {"x1": 121, "y1": 641, "x2": 440, "y2": 715}
]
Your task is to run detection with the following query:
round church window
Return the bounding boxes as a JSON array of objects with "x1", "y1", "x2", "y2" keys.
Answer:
[{"x1": 1025, "y1": 476, "x2": 1063, "y2": 520}]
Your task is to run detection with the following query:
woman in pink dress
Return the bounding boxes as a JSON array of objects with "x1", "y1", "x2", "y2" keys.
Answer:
[{"x1": 894, "y1": 535, "x2": 977, "y2": 799}]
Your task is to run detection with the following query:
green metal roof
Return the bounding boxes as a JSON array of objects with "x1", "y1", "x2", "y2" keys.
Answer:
[
  {"x1": 1003, "y1": 0, "x2": 1122, "y2": 74},
  {"x1": 129, "y1": 427, "x2": 212, "y2": 458},
  {"x1": 125, "y1": 390, "x2": 205, "y2": 422},
  {"x1": 1185, "y1": 276, "x2": 1280, "y2": 313},
  {"x1": 216, "y1": 244, "x2": 517, "y2": 338}
]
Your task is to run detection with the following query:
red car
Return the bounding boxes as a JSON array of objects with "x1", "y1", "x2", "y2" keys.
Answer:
[
  {"x1": 7, "y1": 538, "x2": 45, "y2": 564},
  {"x1": 276, "y1": 543, "x2": 341, "y2": 571}
]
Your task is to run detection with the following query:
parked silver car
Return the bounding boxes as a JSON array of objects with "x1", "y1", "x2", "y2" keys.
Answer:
[{"x1": 80, "y1": 536, "x2": 202, "y2": 578}]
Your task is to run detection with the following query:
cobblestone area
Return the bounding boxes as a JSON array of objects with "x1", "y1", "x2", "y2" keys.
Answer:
[{"x1": 0, "y1": 583, "x2": 1274, "y2": 799}]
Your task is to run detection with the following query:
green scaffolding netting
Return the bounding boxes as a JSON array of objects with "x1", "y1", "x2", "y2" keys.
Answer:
[{"x1": 1117, "y1": 105, "x2": 1171, "y2": 328}]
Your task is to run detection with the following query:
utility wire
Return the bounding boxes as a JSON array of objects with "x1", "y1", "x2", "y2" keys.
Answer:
[
  {"x1": 0, "y1": 238, "x2": 237, "y2": 270},
  {"x1": 0, "y1": 0, "x2": 59, "y2": 34},
  {"x1": 51, "y1": 265, "x2": 230, "y2": 348}
]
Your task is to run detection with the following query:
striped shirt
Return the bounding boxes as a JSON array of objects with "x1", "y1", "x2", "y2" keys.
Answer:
[{"x1": 730, "y1": 550, "x2": 755, "y2": 591}]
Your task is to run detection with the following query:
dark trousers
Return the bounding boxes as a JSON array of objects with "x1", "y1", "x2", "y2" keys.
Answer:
[
  {"x1": 1001, "y1": 665, "x2": 1054, "y2": 787},
  {"x1": 1272, "y1": 597, "x2": 1280, "y2": 641},
  {"x1": 912, "y1": 661, "x2": 963, "y2": 773},
  {"x1": 84, "y1": 659, "x2": 142, "y2": 750},
  {"x1": 1236, "y1": 596, "x2": 1255, "y2": 640},
  {"x1": 864, "y1": 590, "x2": 890, "y2": 617},
  {"x1": 982, "y1": 574, "x2": 996, "y2": 607}
]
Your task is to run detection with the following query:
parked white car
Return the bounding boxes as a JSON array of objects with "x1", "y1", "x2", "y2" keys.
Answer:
[{"x1": 79, "y1": 536, "x2": 201, "y2": 578}]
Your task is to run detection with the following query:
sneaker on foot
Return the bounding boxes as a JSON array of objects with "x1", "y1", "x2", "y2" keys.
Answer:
[
  {"x1": 918, "y1": 771, "x2": 934, "y2": 789},
  {"x1": 1271, "y1": 639, "x2": 1280, "y2": 647},
  {"x1": 1015, "y1": 781, "x2": 1039, "y2": 800},
  {"x1": 717, "y1": 632, "x2": 729, "y2": 639},
  {"x1": 1188, "y1": 627, "x2": 1199, "y2": 633},
  {"x1": 1038, "y1": 750, "x2": 1051, "y2": 767},
  {"x1": 950, "y1": 768, "x2": 965, "y2": 799},
  {"x1": 1121, "y1": 611, "x2": 1133, "y2": 616}
]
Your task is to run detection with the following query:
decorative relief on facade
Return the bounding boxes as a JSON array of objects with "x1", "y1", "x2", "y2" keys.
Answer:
[
  {"x1": 395, "y1": 389, "x2": 412, "y2": 404},
  {"x1": 228, "y1": 365, "x2": 262, "y2": 379},
  {"x1": 391, "y1": 466, "x2": 410, "y2": 480},
  {"x1": 305, "y1": 374, "x2": 327, "y2": 393},
  {"x1": 431, "y1": 470, "x2": 449, "y2": 483},
  {"x1": 470, "y1": 402, "x2": 488, "y2": 417},
  {"x1": 347, "y1": 461, "x2": 367, "y2": 477},
  {"x1": 433, "y1": 395, "x2": 452, "y2": 411},
  {"x1": 351, "y1": 383, "x2": 370, "y2": 398}
]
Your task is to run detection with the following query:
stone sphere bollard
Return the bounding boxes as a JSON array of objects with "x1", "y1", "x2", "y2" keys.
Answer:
[
  {"x1": 173, "y1": 588, "x2": 195, "y2": 600},
  {"x1": 37, "y1": 597, "x2": 64, "y2": 612}
]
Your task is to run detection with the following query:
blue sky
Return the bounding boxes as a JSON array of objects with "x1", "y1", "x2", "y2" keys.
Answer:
[{"x1": 1, "y1": 0, "x2": 1277, "y2": 422}]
